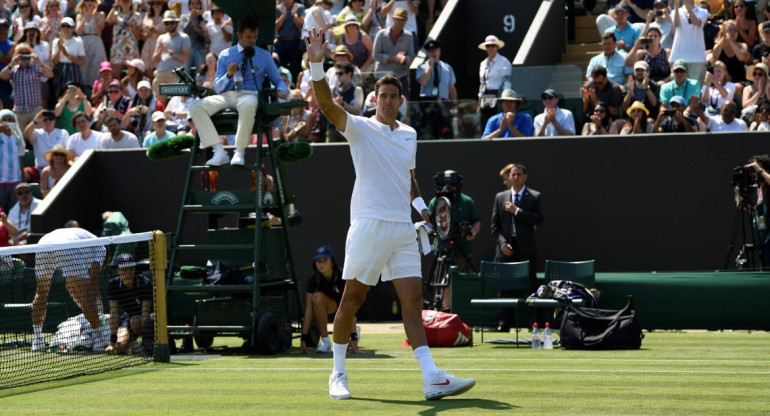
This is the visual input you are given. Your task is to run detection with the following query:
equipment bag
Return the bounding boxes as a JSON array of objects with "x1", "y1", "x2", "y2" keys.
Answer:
[
  {"x1": 421, "y1": 310, "x2": 472, "y2": 347},
  {"x1": 559, "y1": 295, "x2": 644, "y2": 350}
]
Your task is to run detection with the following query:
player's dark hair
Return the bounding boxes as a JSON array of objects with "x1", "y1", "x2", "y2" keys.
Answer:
[
  {"x1": 238, "y1": 15, "x2": 259, "y2": 33},
  {"x1": 374, "y1": 75, "x2": 402, "y2": 96}
]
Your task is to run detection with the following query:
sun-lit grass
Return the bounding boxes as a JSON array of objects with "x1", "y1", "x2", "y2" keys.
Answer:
[{"x1": 1, "y1": 331, "x2": 769, "y2": 415}]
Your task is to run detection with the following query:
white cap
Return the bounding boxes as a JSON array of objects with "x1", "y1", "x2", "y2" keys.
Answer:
[
  {"x1": 60, "y1": 17, "x2": 75, "y2": 27},
  {"x1": 137, "y1": 80, "x2": 152, "y2": 90},
  {"x1": 152, "y1": 111, "x2": 166, "y2": 122}
]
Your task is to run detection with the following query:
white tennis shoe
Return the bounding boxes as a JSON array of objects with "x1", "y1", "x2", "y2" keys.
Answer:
[
  {"x1": 230, "y1": 149, "x2": 245, "y2": 166},
  {"x1": 206, "y1": 149, "x2": 230, "y2": 166},
  {"x1": 316, "y1": 338, "x2": 331, "y2": 353},
  {"x1": 423, "y1": 370, "x2": 476, "y2": 400},
  {"x1": 31, "y1": 338, "x2": 46, "y2": 352},
  {"x1": 329, "y1": 372, "x2": 351, "y2": 400}
]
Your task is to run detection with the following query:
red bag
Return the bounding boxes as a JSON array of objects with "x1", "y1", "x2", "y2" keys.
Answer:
[{"x1": 421, "y1": 310, "x2": 472, "y2": 347}]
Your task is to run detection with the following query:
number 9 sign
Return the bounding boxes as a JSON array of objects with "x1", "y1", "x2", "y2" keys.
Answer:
[{"x1": 503, "y1": 14, "x2": 515, "y2": 33}]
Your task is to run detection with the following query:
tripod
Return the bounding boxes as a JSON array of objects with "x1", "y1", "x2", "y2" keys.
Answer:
[
  {"x1": 425, "y1": 237, "x2": 477, "y2": 311},
  {"x1": 724, "y1": 196, "x2": 763, "y2": 271}
]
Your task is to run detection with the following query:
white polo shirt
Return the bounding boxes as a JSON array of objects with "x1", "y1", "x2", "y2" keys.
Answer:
[
  {"x1": 341, "y1": 114, "x2": 417, "y2": 224},
  {"x1": 66, "y1": 130, "x2": 103, "y2": 159},
  {"x1": 707, "y1": 115, "x2": 748, "y2": 133},
  {"x1": 31, "y1": 128, "x2": 69, "y2": 168}
]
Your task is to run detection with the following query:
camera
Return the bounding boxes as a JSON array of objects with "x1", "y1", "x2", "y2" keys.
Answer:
[
  {"x1": 655, "y1": 10, "x2": 663, "y2": 16},
  {"x1": 732, "y1": 165, "x2": 758, "y2": 198},
  {"x1": 664, "y1": 109, "x2": 676, "y2": 116},
  {"x1": 640, "y1": 38, "x2": 652, "y2": 45},
  {"x1": 20, "y1": 54, "x2": 31, "y2": 62}
]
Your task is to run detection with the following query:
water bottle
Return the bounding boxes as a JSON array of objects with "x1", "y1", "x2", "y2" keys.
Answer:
[
  {"x1": 531, "y1": 322, "x2": 541, "y2": 350},
  {"x1": 543, "y1": 322, "x2": 554, "y2": 350},
  {"x1": 233, "y1": 72, "x2": 244, "y2": 91}
]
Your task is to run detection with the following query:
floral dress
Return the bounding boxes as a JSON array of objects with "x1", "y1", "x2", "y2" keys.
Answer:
[
  {"x1": 140, "y1": 14, "x2": 166, "y2": 73},
  {"x1": 110, "y1": 11, "x2": 142, "y2": 65}
]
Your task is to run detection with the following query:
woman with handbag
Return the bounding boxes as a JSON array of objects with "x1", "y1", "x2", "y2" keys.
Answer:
[{"x1": 477, "y1": 35, "x2": 511, "y2": 132}]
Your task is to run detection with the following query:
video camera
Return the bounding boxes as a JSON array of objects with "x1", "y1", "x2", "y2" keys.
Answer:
[
  {"x1": 432, "y1": 170, "x2": 472, "y2": 241},
  {"x1": 732, "y1": 165, "x2": 758, "y2": 199},
  {"x1": 433, "y1": 170, "x2": 463, "y2": 197}
]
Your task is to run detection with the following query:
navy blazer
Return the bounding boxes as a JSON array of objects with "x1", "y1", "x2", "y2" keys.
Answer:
[{"x1": 490, "y1": 187, "x2": 544, "y2": 257}]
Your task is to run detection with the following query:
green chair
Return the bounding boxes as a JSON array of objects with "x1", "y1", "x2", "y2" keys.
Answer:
[
  {"x1": 476, "y1": 260, "x2": 530, "y2": 344},
  {"x1": 544, "y1": 260, "x2": 596, "y2": 287}
]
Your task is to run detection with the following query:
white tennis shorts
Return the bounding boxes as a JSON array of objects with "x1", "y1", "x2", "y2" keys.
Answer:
[
  {"x1": 35, "y1": 247, "x2": 104, "y2": 279},
  {"x1": 342, "y1": 218, "x2": 421, "y2": 286}
]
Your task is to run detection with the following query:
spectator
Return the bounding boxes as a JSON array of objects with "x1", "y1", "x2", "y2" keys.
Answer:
[
  {"x1": 282, "y1": 89, "x2": 313, "y2": 142},
  {"x1": 328, "y1": 62, "x2": 364, "y2": 142},
  {"x1": 13, "y1": 3, "x2": 40, "y2": 42},
  {"x1": 52, "y1": 17, "x2": 86, "y2": 100},
  {"x1": 164, "y1": 94, "x2": 195, "y2": 132},
  {"x1": 482, "y1": 89, "x2": 533, "y2": 138},
  {"x1": 587, "y1": 32, "x2": 629, "y2": 85},
  {"x1": 39, "y1": 144, "x2": 72, "y2": 197},
  {"x1": 382, "y1": 0, "x2": 419, "y2": 52},
  {"x1": 305, "y1": 0, "x2": 334, "y2": 40},
  {"x1": 176, "y1": 113, "x2": 195, "y2": 136},
  {"x1": 733, "y1": 0, "x2": 758, "y2": 48},
  {"x1": 124, "y1": 80, "x2": 165, "y2": 139},
  {"x1": 299, "y1": 245, "x2": 347, "y2": 354},
  {"x1": 670, "y1": 0, "x2": 710, "y2": 83},
  {"x1": 582, "y1": 65, "x2": 623, "y2": 119},
  {"x1": 142, "y1": 111, "x2": 174, "y2": 147},
  {"x1": 141, "y1": 0, "x2": 168, "y2": 81},
  {"x1": 699, "y1": 1, "x2": 720, "y2": 51},
  {"x1": 659, "y1": 60, "x2": 701, "y2": 107},
  {"x1": 0, "y1": 207, "x2": 15, "y2": 246},
  {"x1": 339, "y1": 15, "x2": 374, "y2": 73},
  {"x1": 758, "y1": 4, "x2": 770, "y2": 44},
  {"x1": 326, "y1": 45, "x2": 363, "y2": 89},
  {"x1": 618, "y1": 100, "x2": 654, "y2": 134},
  {"x1": 205, "y1": 5, "x2": 233, "y2": 59},
  {"x1": 121, "y1": 58, "x2": 145, "y2": 101},
  {"x1": 336, "y1": 0, "x2": 375, "y2": 35},
  {"x1": 742, "y1": 62, "x2": 769, "y2": 109},
  {"x1": 0, "y1": 20, "x2": 14, "y2": 108},
  {"x1": 0, "y1": 43, "x2": 53, "y2": 129},
  {"x1": 54, "y1": 82, "x2": 93, "y2": 135},
  {"x1": 601, "y1": 4, "x2": 641, "y2": 52},
  {"x1": 534, "y1": 89, "x2": 576, "y2": 136},
  {"x1": 652, "y1": 95, "x2": 698, "y2": 132},
  {"x1": 6, "y1": 182, "x2": 40, "y2": 245},
  {"x1": 701, "y1": 60, "x2": 736, "y2": 115},
  {"x1": 91, "y1": 61, "x2": 117, "y2": 106},
  {"x1": 749, "y1": 98, "x2": 770, "y2": 130},
  {"x1": 477, "y1": 34, "x2": 511, "y2": 131},
  {"x1": 372, "y1": 7, "x2": 414, "y2": 95},
  {"x1": 581, "y1": 101, "x2": 617, "y2": 135},
  {"x1": 0, "y1": 110, "x2": 24, "y2": 213},
  {"x1": 23, "y1": 109, "x2": 68, "y2": 173},
  {"x1": 75, "y1": 0, "x2": 107, "y2": 92},
  {"x1": 66, "y1": 110, "x2": 103, "y2": 158},
  {"x1": 651, "y1": 0, "x2": 674, "y2": 49},
  {"x1": 753, "y1": 21, "x2": 770, "y2": 63},
  {"x1": 152, "y1": 10, "x2": 190, "y2": 104},
  {"x1": 106, "y1": 0, "x2": 143, "y2": 79},
  {"x1": 275, "y1": 0, "x2": 305, "y2": 81},
  {"x1": 181, "y1": 0, "x2": 208, "y2": 76},
  {"x1": 693, "y1": 97, "x2": 748, "y2": 131},
  {"x1": 98, "y1": 114, "x2": 140, "y2": 149},
  {"x1": 709, "y1": 20, "x2": 750, "y2": 85},
  {"x1": 196, "y1": 52, "x2": 217, "y2": 89},
  {"x1": 622, "y1": 61, "x2": 659, "y2": 115},
  {"x1": 415, "y1": 39, "x2": 456, "y2": 139},
  {"x1": 39, "y1": 0, "x2": 63, "y2": 45},
  {"x1": 94, "y1": 80, "x2": 130, "y2": 131},
  {"x1": 18, "y1": 22, "x2": 51, "y2": 108},
  {"x1": 625, "y1": 25, "x2": 671, "y2": 85}
]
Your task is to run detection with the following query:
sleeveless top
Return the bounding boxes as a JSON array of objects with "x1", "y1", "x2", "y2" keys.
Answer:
[
  {"x1": 643, "y1": 48, "x2": 670, "y2": 82},
  {"x1": 342, "y1": 32, "x2": 368, "y2": 70},
  {"x1": 81, "y1": 15, "x2": 98, "y2": 35},
  {"x1": 335, "y1": 83, "x2": 356, "y2": 106},
  {"x1": 719, "y1": 49, "x2": 747, "y2": 82}
]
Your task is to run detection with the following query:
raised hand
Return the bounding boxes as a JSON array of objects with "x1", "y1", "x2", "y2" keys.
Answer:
[{"x1": 304, "y1": 27, "x2": 328, "y2": 63}]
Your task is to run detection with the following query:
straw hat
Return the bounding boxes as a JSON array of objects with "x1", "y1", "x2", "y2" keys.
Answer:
[
  {"x1": 162, "y1": 10, "x2": 180, "y2": 23},
  {"x1": 478, "y1": 35, "x2": 505, "y2": 50},
  {"x1": 44, "y1": 144, "x2": 74, "y2": 163},
  {"x1": 747, "y1": 63, "x2": 769, "y2": 81},
  {"x1": 392, "y1": 7, "x2": 408, "y2": 20},
  {"x1": 625, "y1": 101, "x2": 649, "y2": 117},
  {"x1": 332, "y1": 44, "x2": 354, "y2": 61},
  {"x1": 498, "y1": 89, "x2": 523, "y2": 102}
]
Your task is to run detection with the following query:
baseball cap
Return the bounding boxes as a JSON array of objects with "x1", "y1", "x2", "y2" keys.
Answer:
[
  {"x1": 424, "y1": 39, "x2": 441, "y2": 50},
  {"x1": 152, "y1": 111, "x2": 166, "y2": 122},
  {"x1": 312, "y1": 245, "x2": 335, "y2": 261},
  {"x1": 108, "y1": 79, "x2": 122, "y2": 88},
  {"x1": 669, "y1": 96, "x2": 686, "y2": 106},
  {"x1": 541, "y1": 88, "x2": 558, "y2": 99},
  {"x1": 763, "y1": 21, "x2": 770, "y2": 32},
  {"x1": 99, "y1": 61, "x2": 112, "y2": 73},
  {"x1": 0, "y1": 19, "x2": 10, "y2": 27},
  {"x1": 672, "y1": 59, "x2": 687, "y2": 71},
  {"x1": 15, "y1": 182, "x2": 30, "y2": 191},
  {"x1": 116, "y1": 253, "x2": 136, "y2": 268},
  {"x1": 613, "y1": 3, "x2": 630, "y2": 12},
  {"x1": 60, "y1": 17, "x2": 75, "y2": 27},
  {"x1": 137, "y1": 80, "x2": 152, "y2": 90},
  {"x1": 634, "y1": 60, "x2": 649, "y2": 71}
]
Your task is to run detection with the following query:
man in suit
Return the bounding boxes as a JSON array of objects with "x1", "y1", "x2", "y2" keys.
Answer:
[{"x1": 490, "y1": 163, "x2": 544, "y2": 332}]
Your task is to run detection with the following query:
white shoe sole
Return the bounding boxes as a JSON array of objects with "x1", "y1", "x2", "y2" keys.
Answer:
[
  {"x1": 424, "y1": 379, "x2": 476, "y2": 400},
  {"x1": 329, "y1": 391, "x2": 351, "y2": 400}
]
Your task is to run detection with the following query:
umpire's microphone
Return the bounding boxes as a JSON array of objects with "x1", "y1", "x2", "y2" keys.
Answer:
[{"x1": 243, "y1": 45, "x2": 256, "y2": 73}]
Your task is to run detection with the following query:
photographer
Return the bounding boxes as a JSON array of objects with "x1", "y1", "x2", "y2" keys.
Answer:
[
  {"x1": 652, "y1": 95, "x2": 697, "y2": 132},
  {"x1": 427, "y1": 170, "x2": 481, "y2": 309},
  {"x1": 745, "y1": 155, "x2": 770, "y2": 266}
]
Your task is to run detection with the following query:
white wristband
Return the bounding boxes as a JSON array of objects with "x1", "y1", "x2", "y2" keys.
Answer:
[
  {"x1": 412, "y1": 197, "x2": 428, "y2": 214},
  {"x1": 310, "y1": 61, "x2": 325, "y2": 82}
]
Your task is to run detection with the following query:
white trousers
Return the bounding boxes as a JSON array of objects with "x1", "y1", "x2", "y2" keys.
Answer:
[{"x1": 189, "y1": 90, "x2": 259, "y2": 149}]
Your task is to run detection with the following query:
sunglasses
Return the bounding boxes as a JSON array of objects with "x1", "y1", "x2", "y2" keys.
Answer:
[
  {"x1": 734, "y1": 3, "x2": 746, "y2": 8},
  {"x1": 61, "y1": 24, "x2": 72, "y2": 28},
  {"x1": 19, "y1": 4, "x2": 30, "y2": 8},
  {"x1": 108, "y1": 89, "x2": 121, "y2": 93},
  {"x1": 164, "y1": 22, "x2": 178, "y2": 26},
  {"x1": 542, "y1": 96, "x2": 555, "y2": 100},
  {"x1": 631, "y1": 109, "x2": 644, "y2": 113},
  {"x1": 593, "y1": 109, "x2": 606, "y2": 113},
  {"x1": 16, "y1": 190, "x2": 30, "y2": 196},
  {"x1": 43, "y1": 117, "x2": 54, "y2": 122},
  {"x1": 53, "y1": 153, "x2": 66, "y2": 157},
  {"x1": 485, "y1": 45, "x2": 498, "y2": 49},
  {"x1": 335, "y1": 71, "x2": 346, "y2": 76},
  {"x1": 674, "y1": 69, "x2": 686, "y2": 73}
]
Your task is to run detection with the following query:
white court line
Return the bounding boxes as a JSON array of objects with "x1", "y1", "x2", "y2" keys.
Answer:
[
  {"x1": 141, "y1": 367, "x2": 770, "y2": 375},
  {"x1": 211, "y1": 357, "x2": 770, "y2": 364}
]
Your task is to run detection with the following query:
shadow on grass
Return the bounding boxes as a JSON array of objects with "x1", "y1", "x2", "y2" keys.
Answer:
[{"x1": 353, "y1": 397, "x2": 516, "y2": 415}]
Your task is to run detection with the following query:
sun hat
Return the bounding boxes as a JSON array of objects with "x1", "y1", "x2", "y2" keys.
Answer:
[
  {"x1": 478, "y1": 34, "x2": 505, "y2": 50},
  {"x1": 626, "y1": 101, "x2": 649, "y2": 117}
]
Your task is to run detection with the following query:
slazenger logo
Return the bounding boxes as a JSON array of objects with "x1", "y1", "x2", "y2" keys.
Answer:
[{"x1": 211, "y1": 191, "x2": 239, "y2": 205}]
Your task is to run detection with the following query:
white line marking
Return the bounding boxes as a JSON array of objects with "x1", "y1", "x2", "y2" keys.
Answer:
[{"x1": 140, "y1": 367, "x2": 770, "y2": 375}]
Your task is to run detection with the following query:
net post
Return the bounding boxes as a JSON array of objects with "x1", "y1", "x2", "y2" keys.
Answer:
[{"x1": 151, "y1": 230, "x2": 170, "y2": 363}]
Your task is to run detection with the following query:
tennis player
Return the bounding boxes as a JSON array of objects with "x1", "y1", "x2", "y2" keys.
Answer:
[
  {"x1": 31, "y1": 227, "x2": 108, "y2": 352},
  {"x1": 305, "y1": 27, "x2": 476, "y2": 401}
]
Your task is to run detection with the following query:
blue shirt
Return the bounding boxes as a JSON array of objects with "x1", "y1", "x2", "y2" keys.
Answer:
[
  {"x1": 214, "y1": 44, "x2": 288, "y2": 95},
  {"x1": 586, "y1": 50, "x2": 630, "y2": 85},
  {"x1": 606, "y1": 24, "x2": 640, "y2": 48},
  {"x1": 659, "y1": 78, "x2": 700, "y2": 106},
  {"x1": 0, "y1": 132, "x2": 23, "y2": 183},
  {"x1": 416, "y1": 60, "x2": 456, "y2": 100},
  {"x1": 483, "y1": 112, "x2": 534, "y2": 137},
  {"x1": 142, "y1": 130, "x2": 175, "y2": 148}
]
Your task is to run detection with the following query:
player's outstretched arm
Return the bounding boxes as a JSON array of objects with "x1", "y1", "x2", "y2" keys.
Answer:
[{"x1": 305, "y1": 27, "x2": 348, "y2": 132}]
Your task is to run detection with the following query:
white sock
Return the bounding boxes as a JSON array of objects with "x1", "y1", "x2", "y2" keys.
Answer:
[
  {"x1": 33, "y1": 325, "x2": 42, "y2": 340},
  {"x1": 212, "y1": 143, "x2": 225, "y2": 153},
  {"x1": 414, "y1": 346, "x2": 440, "y2": 379},
  {"x1": 234, "y1": 147, "x2": 245, "y2": 156},
  {"x1": 332, "y1": 342, "x2": 348, "y2": 374}
]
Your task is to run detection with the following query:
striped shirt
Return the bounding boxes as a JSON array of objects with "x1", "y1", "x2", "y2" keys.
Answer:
[
  {"x1": 0, "y1": 132, "x2": 24, "y2": 184},
  {"x1": 10, "y1": 64, "x2": 44, "y2": 112}
]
